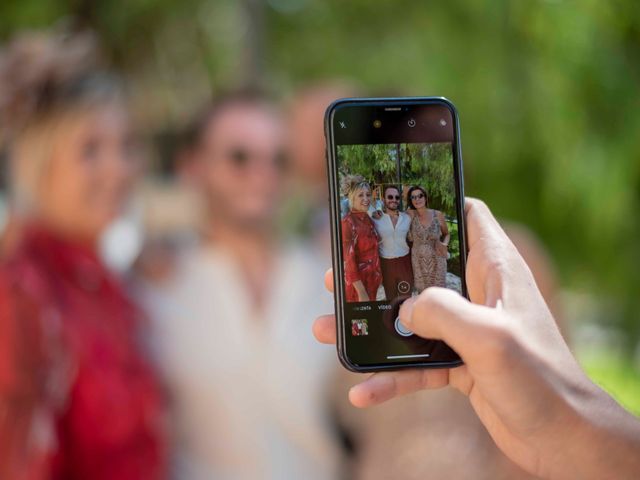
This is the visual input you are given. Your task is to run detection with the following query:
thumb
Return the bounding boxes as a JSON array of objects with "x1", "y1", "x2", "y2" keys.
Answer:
[{"x1": 399, "y1": 287, "x2": 506, "y2": 365}]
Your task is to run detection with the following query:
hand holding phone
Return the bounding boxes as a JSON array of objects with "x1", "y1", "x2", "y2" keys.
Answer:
[{"x1": 314, "y1": 198, "x2": 640, "y2": 480}]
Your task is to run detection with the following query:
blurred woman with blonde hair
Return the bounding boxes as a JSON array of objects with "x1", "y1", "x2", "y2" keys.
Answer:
[{"x1": 0, "y1": 31, "x2": 167, "y2": 479}]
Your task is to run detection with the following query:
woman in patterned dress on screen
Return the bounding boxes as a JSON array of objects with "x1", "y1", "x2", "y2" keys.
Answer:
[{"x1": 406, "y1": 185, "x2": 450, "y2": 291}]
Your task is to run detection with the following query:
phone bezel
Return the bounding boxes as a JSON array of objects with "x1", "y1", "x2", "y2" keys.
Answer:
[{"x1": 324, "y1": 97, "x2": 468, "y2": 372}]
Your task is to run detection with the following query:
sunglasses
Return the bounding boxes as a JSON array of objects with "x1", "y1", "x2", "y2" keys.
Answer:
[
  {"x1": 410, "y1": 192, "x2": 425, "y2": 200},
  {"x1": 386, "y1": 195, "x2": 400, "y2": 200},
  {"x1": 226, "y1": 147, "x2": 289, "y2": 172}
]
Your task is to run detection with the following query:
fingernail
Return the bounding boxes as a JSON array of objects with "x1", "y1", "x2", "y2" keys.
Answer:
[{"x1": 348, "y1": 385, "x2": 374, "y2": 408}]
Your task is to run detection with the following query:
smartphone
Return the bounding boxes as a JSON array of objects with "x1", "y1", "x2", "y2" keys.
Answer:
[{"x1": 325, "y1": 97, "x2": 468, "y2": 372}]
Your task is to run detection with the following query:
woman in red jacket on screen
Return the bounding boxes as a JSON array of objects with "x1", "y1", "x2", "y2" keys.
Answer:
[
  {"x1": 340, "y1": 175, "x2": 382, "y2": 302},
  {"x1": 0, "y1": 31, "x2": 167, "y2": 479}
]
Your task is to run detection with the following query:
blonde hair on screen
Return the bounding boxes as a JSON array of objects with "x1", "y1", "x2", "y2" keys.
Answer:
[{"x1": 341, "y1": 174, "x2": 370, "y2": 209}]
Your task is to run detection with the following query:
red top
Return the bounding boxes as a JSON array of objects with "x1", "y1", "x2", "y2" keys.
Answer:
[
  {"x1": 341, "y1": 211, "x2": 382, "y2": 302},
  {"x1": 0, "y1": 226, "x2": 167, "y2": 480}
]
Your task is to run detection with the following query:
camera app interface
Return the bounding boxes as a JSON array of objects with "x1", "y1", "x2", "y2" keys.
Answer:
[{"x1": 333, "y1": 102, "x2": 465, "y2": 366}]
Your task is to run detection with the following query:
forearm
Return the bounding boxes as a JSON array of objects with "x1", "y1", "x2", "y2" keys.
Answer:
[
  {"x1": 578, "y1": 388, "x2": 640, "y2": 479},
  {"x1": 547, "y1": 382, "x2": 640, "y2": 480}
]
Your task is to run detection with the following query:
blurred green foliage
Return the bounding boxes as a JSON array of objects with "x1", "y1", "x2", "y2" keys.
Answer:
[
  {"x1": 1, "y1": 0, "x2": 639, "y2": 352},
  {"x1": 581, "y1": 353, "x2": 640, "y2": 415}
]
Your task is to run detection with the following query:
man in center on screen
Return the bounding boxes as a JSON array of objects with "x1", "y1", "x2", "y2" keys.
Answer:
[{"x1": 371, "y1": 185, "x2": 414, "y2": 301}]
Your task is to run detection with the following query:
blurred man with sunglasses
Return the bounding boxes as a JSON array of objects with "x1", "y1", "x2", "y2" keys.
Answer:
[
  {"x1": 371, "y1": 185, "x2": 414, "y2": 301},
  {"x1": 139, "y1": 91, "x2": 341, "y2": 479}
]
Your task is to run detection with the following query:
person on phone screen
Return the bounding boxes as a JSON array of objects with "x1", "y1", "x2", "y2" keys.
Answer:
[
  {"x1": 341, "y1": 175, "x2": 383, "y2": 302},
  {"x1": 371, "y1": 185, "x2": 414, "y2": 300},
  {"x1": 406, "y1": 185, "x2": 449, "y2": 291}
]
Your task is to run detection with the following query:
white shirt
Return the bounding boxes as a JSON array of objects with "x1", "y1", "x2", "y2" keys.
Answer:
[
  {"x1": 371, "y1": 212, "x2": 411, "y2": 259},
  {"x1": 137, "y1": 243, "x2": 340, "y2": 480}
]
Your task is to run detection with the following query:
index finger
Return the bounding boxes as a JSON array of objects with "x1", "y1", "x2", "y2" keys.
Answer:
[
  {"x1": 464, "y1": 198, "x2": 537, "y2": 310},
  {"x1": 464, "y1": 198, "x2": 511, "y2": 250}
]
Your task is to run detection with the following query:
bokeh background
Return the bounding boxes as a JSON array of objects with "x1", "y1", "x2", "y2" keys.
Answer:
[{"x1": 1, "y1": 0, "x2": 638, "y2": 411}]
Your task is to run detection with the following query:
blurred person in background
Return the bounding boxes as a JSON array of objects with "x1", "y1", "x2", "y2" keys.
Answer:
[
  {"x1": 286, "y1": 83, "x2": 355, "y2": 249},
  {"x1": 137, "y1": 91, "x2": 341, "y2": 479},
  {"x1": 0, "y1": 31, "x2": 167, "y2": 479}
]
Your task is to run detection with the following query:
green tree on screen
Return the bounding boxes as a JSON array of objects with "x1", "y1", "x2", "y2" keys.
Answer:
[{"x1": 338, "y1": 143, "x2": 456, "y2": 213}]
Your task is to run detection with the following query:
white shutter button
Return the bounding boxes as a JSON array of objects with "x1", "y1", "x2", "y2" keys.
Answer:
[{"x1": 395, "y1": 316, "x2": 413, "y2": 337}]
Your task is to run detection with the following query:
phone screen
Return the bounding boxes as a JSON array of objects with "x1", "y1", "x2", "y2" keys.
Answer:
[{"x1": 326, "y1": 98, "x2": 467, "y2": 370}]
